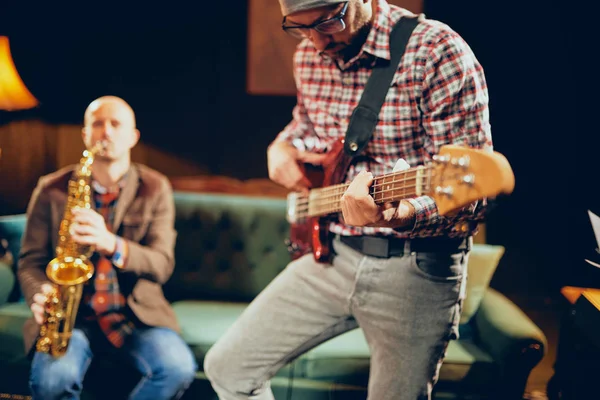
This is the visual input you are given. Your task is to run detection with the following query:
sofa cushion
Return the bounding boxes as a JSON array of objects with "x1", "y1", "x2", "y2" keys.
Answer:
[
  {"x1": 0, "y1": 263, "x2": 15, "y2": 305},
  {"x1": 172, "y1": 300, "x2": 497, "y2": 389},
  {"x1": 165, "y1": 192, "x2": 291, "y2": 302},
  {"x1": 460, "y1": 244, "x2": 505, "y2": 324},
  {"x1": 0, "y1": 214, "x2": 26, "y2": 272},
  {"x1": 0, "y1": 214, "x2": 27, "y2": 301},
  {"x1": 0, "y1": 302, "x2": 31, "y2": 365},
  {"x1": 173, "y1": 301, "x2": 246, "y2": 357}
]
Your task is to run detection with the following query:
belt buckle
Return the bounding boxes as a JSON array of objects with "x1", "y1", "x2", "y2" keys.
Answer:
[{"x1": 362, "y1": 236, "x2": 389, "y2": 258}]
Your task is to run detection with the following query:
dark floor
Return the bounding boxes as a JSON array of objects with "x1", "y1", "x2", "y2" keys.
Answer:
[{"x1": 507, "y1": 291, "x2": 565, "y2": 400}]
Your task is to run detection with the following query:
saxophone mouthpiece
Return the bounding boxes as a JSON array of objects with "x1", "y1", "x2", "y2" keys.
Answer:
[{"x1": 91, "y1": 141, "x2": 107, "y2": 155}]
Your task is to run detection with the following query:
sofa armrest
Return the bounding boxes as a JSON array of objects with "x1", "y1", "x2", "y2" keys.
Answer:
[
  {"x1": 473, "y1": 287, "x2": 547, "y2": 398},
  {"x1": 0, "y1": 261, "x2": 15, "y2": 306}
]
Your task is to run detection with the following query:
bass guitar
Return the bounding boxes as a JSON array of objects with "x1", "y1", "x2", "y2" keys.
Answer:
[{"x1": 285, "y1": 139, "x2": 515, "y2": 263}]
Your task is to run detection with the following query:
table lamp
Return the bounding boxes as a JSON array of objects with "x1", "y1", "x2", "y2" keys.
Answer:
[{"x1": 0, "y1": 35, "x2": 40, "y2": 159}]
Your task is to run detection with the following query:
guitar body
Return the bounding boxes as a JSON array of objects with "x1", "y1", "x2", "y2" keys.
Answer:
[{"x1": 288, "y1": 139, "x2": 352, "y2": 263}]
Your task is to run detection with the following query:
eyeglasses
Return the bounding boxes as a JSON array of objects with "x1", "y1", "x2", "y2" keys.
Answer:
[{"x1": 282, "y1": 2, "x2": 349, "y2": 39}]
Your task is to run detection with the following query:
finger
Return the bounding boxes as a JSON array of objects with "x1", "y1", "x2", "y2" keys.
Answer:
[
  {"x1": 350, "y1": 170, "x2": 373, "y2": 186},
  {"x1": 272, "y1": 163, "x2": 300, "y2": 187},
  {"x1": 392, "y1": 158, "x2": 411, "y2": 172},
  {"x1": 72, "y1": 234, "x2": 96, "y2": 245},
  {"x1": 31, "y1": 303, "x2": 45, "y2": 325},
  {"x1": 357, "y1": 194, "x2": 376, "y2": 210},
  {"x1": 72, "y1": 206, "x2": 94, "y2": 214},
  {"x1": 31, "y1": 302, "x2": 44, "y2": 314},
  {"x1": 74, "y1": 207, "x2": 104, "y2": 223},
  {"x1": 342, "y1": 189, "x2": 363, "y2": 225},
  {"x1": 292, "y1": 184, "x2": 310, "y2": 194},
  {"x1": 340, "y1": 197, "x2": 351, "y2": 224},
  {"x1": 70, "y1": 222, "x2": 97, "y2": 236},
  {"x1": 382, "y1": 202, "x2": 397, "y2": 210},
  {"x1": 69, "y1": 222, "x2": 78, "y2": 236},
  {"x1": 71, "y1": 207, "x2": 92, "y2": 221},
  {"x1": 381, "y1": 206, "x2": 397, "y2": 221},
  {"x1": 72, "y1": 224, "x2": 96, "y2": 236},
  {"x1": 297, "y1": 152, "x2": 327, "y2": 165},
  {"x1": 296, "y1": 176, "x2": 313, "y2": 190},
  {"x1": 41, "y1": 283, "x2": 54, "y2": 295},
  {"x1": 33, "y1": 293, "x2": 47, "y2": 306},
  {"x1": 358, "y1": 171, "x2": 374, "y2": 186},
  {"x1": 278, "y1": 167, "x2": 312, "y2": 192},
  {"x1": 73, "y1": 212, "x2": 97, "y2": 226},
  {"x1": 346, "y1": 172, "x2": 373, "y2": 198}
]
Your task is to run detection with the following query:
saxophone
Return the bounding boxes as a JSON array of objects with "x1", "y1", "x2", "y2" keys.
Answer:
[{"x1": 36, "y1": 142, "x2": 104, "y2": 357}]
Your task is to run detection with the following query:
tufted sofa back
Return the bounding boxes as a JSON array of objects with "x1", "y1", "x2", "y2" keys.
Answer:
[
  {"x1": 0, "y1": 191, "x2": 293, "y2": 304},
  {"x1": 164, "y1": 191, "x2": 292, "y2": 302}
]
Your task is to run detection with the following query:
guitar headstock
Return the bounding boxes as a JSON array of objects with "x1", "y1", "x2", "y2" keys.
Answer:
[{"x1": 428, "y1": 145, "x2": 515, "y2": 215}]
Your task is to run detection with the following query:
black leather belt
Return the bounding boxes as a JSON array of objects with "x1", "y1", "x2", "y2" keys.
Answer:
[{"x1": 338, "y1": 235, "x2": 471, "y2": 258}]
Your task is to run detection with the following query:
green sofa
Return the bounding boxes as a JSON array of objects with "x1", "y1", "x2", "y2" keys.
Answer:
[{"x1": 0, "y1": 191, "x2": 547, "y2": 399}]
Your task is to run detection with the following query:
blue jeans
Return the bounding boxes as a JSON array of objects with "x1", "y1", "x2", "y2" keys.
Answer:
[
  {"x1": 29, "y1": 325, "x2": 197, "y2": 400},
  {"x1": 204, "y1": 237, "x2": 467, "y2": 400}
]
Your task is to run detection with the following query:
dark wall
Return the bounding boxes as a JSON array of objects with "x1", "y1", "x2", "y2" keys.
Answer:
[
  {"x1": 1, "y1": 2, "x2": 592, "y2": 294},
  {"x1": 424, "y1": 1, "x2": 591, "y2": 293},
  {"x1": 0, "y1": 3, "x2": 297, "y2": 178}
]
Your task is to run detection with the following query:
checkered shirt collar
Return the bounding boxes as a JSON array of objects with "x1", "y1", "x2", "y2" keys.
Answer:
[{"x1": 327, "y1": 0, "x2": 393, "y2": 69}]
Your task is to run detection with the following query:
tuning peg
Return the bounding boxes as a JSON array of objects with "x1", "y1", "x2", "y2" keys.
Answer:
[
  {"x1": 435, "y1": 186, "x2": 454, "y2": 197},
  {"x1": 451, "y1": 156, "x2": 470, "y2": 168},
  {"x1": 432, "y1": 154, "x2": 451, "y2": 164},
  {"x1": 462, "y1": 174, "x2": 475, "y2": 185}
]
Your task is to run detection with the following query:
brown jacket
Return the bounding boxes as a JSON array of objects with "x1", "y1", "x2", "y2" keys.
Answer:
[{"x1": 17, "y1": 163, "x2": 179, "y2": 353}]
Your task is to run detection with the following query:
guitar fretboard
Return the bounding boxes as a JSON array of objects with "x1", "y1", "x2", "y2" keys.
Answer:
[{"x1": 294, "y1": 166, "x2": 432, "y2": 219}]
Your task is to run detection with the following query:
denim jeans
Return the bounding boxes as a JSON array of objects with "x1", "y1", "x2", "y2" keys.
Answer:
[
  {"x1": 29, "y1": 325, "x2": 197, "y2": 400},
  {"x1": 204, "y1": 237, "x2": 468, "y2": 400}
]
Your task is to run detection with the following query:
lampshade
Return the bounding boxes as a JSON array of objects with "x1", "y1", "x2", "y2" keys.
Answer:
[{"x1": 0, "y1": 36, "x2": 39, "y2": 111}]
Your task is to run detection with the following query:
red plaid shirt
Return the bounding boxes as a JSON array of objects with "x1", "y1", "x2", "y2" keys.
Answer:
[
  {"x1": 80, "y1": 178, "x2": 132, "y2": 347},
  {"x1": 276, "y1": 0, "x2": 493, "y2": 238}
]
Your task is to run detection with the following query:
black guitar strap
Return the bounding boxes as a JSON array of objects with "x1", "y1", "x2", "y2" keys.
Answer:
[{"x1": 343, "y1": 15, "x2": 421, "y2": 157}]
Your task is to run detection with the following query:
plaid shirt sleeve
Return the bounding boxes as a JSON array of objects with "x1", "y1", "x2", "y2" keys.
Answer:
[
  {"x1": 407, "y1": 30, "x2": 493, "y2": 232},
  {"x1": 111, "y1": 236, "x2": 129, "y2": 269}
]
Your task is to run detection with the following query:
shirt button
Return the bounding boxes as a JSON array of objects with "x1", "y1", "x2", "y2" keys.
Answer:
[{"x1": 342, "y1": 76, "x2": 352, "y2": 86}]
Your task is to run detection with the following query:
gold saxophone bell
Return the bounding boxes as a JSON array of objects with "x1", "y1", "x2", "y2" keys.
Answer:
[{"x1": 35, "y1": 145, "x2": 101, "y2": 357}]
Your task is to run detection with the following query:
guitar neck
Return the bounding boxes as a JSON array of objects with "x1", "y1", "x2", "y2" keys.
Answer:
[{"x1": 305, "y1": 166, "x2": 430, "y2": 218}]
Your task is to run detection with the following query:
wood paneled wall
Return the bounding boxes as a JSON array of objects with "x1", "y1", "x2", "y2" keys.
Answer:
[
  {"x1": 0, "y1": 119, "x2": 208, "y2": 215},
  {"x1": 247, "y1": 0, "x2": 424, "y2": 95}
]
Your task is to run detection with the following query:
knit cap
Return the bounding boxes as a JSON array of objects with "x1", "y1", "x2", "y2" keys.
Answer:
[{"x1": 280, "y1": 0, "x2": 347, "y2": 16}]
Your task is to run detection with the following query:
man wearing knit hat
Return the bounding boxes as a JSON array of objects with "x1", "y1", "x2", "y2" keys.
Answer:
[{"x1": 205, "y1": 1, "x2": 492, "y2": 399}]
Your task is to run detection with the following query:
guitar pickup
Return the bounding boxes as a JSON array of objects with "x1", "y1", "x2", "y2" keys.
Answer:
[{"x1": 287, "y1": 192, "x2": 299, "y2": 223}]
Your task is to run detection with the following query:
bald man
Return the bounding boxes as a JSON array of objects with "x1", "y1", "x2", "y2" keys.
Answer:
[{"x1": 18, "y1": 96, "x2": 197, "y2": 400}]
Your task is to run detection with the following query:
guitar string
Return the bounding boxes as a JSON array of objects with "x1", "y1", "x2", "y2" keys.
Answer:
[
  {"x1": 304, "y1": 172, "x2": 427, "y2": 200},
  {"x1": 308, "y1": 169, "x2": 429, "y2": 199},
  {"x1": 294, "y1": 178, "x2": 427, "y2": 207},
  {"x1": 309, "y1": 178, "x2": 421, "y2": 203},
  {"x1": 296, "y1": 191, "x2": 424, "y2": 218},
  {"x1": 305, "y1": 166, "x2": 434, "y2": 203},
  {"x1": 290, "y1": 166, "x2": 437, "y2": 217},
  {"x1": 293, "y1": 183, "x2": 427, "y2": 216}
]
